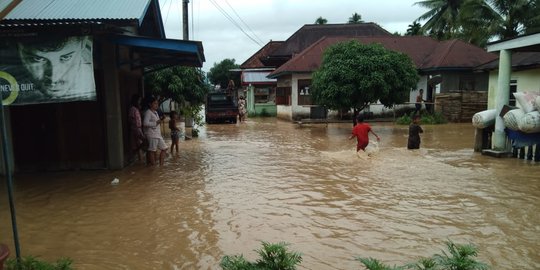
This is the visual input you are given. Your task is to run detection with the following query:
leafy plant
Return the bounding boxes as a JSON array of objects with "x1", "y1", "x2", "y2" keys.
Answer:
[
  {"x1": 221, "y1": 242, "x2": 302, "y2": 270},
  {"x1": 5, "y1": 256, "x2": 73, "y2": 270},
  {"x1": 357, "y1": 257, "x2": 404, "y2": 270},
  {"x1": 405, "y1": 257, "x2": 437, "y2": 270},
  {"x1": 358, "y1": 240, "x2": 489, "y2": 270},
  {"x1": 433, "y1": 241, "x2": 489, "y2": 270},
  {"x1": 395, "y1": 111, "x2": 447, "y2": 125}
]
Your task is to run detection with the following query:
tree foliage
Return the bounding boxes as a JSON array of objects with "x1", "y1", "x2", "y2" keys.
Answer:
[
  {"x1": 414, "y1": 0, "x2": 540, "y2": 46},
  {"x1": 315, "y1": 16, "x2": 328, "y2": 24},
  {"x1": 348, "y1": 12, "x2": 364, "y2": 24},
  {"x1": 311, "y1": 41, "x2": 419, "y2": 112},
  {"x1": 406, "y1": 21, "x2": 424, "y2": 36},
  {"x1": 144, "y1": 66, "x2": 208, "y2": 107},
  {"x1": 207, "y1": 58, "x2": 240, "y2": 89}
]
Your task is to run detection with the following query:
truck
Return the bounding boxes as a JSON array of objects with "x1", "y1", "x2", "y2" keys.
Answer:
[{"x1": 205, "y1": 93, "x2": 238, "y2": 124}]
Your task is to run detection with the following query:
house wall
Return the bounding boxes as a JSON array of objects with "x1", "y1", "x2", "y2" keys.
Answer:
[
  {"x1": 488, "y1": 68, "x2": 540, "y2": 110},
  {"x1": 441, "y1": 71, "x2": 490, "y2": 93},
  {"x1": 291, "y1": 74, "x2": 312, "y2": 120}
]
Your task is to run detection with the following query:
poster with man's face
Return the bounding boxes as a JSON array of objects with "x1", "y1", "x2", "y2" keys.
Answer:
[{"x1": 0, "y1": 35, "x2": 96, "y2": 105}]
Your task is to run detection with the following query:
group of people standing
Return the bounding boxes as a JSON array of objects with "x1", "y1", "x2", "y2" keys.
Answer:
[{"x1": 129, "y1": 94, "x2": 180, "y2": 166}]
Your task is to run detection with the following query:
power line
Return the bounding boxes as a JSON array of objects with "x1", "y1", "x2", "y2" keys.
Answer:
[
  {"x1": 223, "y1": 0, "x2": 265, "y2": 45},
  {"x1": 207, "y1": 0, "x2": 263, "y2": 47}
]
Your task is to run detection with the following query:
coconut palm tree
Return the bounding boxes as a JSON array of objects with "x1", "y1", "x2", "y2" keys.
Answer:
[
  {"x1": 348, "y1": 12, "x2": 364, "y2": 24},
  {"x1": 415, "y1": 0, "x2": 465, "y2": 40},
  {"x1": 488, "y1": 0, "x2": 538, "y2": 39},
  {"x1": 406, "y1": 21, "x2": 424, "y2": 35},
  {"x1": 315, "y1": 16, "x2": 327, "y2": 24}
]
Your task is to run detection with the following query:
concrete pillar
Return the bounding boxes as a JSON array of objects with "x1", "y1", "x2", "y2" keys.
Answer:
[
  {"x1": 247, "y1": 84, "x2": 255, "y2": 115},
  {"x1": 102, "y1": 41, "x2": 124, "y2": 169},
  {"x1": 493, "y1": 49, "x2": 512, "y2": 150}
]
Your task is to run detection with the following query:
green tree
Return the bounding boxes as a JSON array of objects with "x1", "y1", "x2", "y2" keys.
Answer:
[
  {"x1": 415, "y1": 0, "x2": 465, "y2": 40},
  {"x1": 348, "y1": 12, "x2": 364, "y2": 23},
  {"x1": 144, "y1": 66, "x2": 209, "y2": 127},
  {"x1": 144, "y1": 66, "x2": 208, "y2": 106},
  {"x1": 487, "y1": 0, "x2": 538, "y2": 39},
  {"x1": 415, "y1": 0, "x2": 540, "y2": 46},
  {"x1": 315, "y1": 16, "x2": 328, "y2": 24},
  {"x1": 406, "y1": 21, "x2": 424, "y2": 35},
  {"x1": 311, "y1": 41, "x2": 419, "y2": 112},
  {"x1": 207, "y1": 58, "x2": 240, "y2": 89}
]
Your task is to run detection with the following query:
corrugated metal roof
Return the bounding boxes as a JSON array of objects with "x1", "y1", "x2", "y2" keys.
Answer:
[{"x1": 4, "y1": 0, "x2": 151, "y2": 23}]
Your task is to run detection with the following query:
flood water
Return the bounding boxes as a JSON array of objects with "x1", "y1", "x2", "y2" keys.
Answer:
[{"x1": 1, "y1": 119, "x2": 539, "y2": 269}]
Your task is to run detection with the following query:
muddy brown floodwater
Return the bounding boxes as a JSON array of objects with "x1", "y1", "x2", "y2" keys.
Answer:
[{"x1": 1, "y1": 119, "x2": 539, "y2": 269}]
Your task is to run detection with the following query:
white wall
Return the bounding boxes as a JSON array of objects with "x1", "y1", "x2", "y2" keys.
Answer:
[
  {"x1": 291, "y1": 74, "x2": 312, "y2": 119},
  {"x1": 488, "y1": 68, "x2": 540, "y2": 109}
]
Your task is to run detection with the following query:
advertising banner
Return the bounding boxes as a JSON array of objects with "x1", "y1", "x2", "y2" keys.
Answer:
[{"x1": 0, "y1": 35, "x2": 96, "y2": 105}]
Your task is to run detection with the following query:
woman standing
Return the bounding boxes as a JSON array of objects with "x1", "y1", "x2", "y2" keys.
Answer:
[{"x1": 143, "y1": 97, "x2": 168, "y2": 165}]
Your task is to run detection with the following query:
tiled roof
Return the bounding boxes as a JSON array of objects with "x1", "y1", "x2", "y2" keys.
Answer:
[
  {"x1": 2, "y1": 0, "x2": 152, "y2": 23},
  {"x1": 270, "y1": 23, "x2": 391, "y2": 57},
  {"x1": 240, "y1": 41, "x2": 284, "y2": 69},
  {"x1": 475, "y1": 52, "x2": 540, "y2": 71},
  {"x1": 268, "y1": 36, "x2": 498, "y2": 78}
]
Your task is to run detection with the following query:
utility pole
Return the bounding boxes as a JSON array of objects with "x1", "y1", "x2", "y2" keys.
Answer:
[{"x1": 182, "y1": 0, "x2": 189, "y2": 40}]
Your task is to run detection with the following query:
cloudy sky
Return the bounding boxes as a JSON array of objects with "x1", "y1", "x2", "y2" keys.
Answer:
[{"x1": 158, "y1": 0, "x2": 428, "y2": 71}]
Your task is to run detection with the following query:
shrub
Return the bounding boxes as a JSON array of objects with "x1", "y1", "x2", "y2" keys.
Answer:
[
  {"x1": 358, "y1": 240, "x2": 489, "y2": 270},
  {"x1": 221, "y1": 242, "x2": 302, "y2": 270},
  {"x1": 5, "y1": 256, "x2": 73, "y2": 270},
  {"x1": 395, "y1": 111, "x2": 447, "y2": 125}
]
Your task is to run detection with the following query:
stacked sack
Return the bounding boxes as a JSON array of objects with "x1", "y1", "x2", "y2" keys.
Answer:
[
  {"x1": 472, "y1": 109, "x2": 496, "y2": 128},
  {"x1": 503, "y1": 92, "x2": 540, "y2": 133}
]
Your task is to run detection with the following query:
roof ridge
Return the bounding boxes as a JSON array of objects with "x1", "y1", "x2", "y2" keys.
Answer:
[{"x1": 433, "y1": 39, "x2": 458, "y2": 67}]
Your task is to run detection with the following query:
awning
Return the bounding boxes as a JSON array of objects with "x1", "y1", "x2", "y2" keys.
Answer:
[{"x1": 109, "y1": 34, "x2": 205, "y2": 73}]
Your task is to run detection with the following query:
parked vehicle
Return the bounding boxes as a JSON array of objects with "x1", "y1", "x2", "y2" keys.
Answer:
[{"x1": 205, "y1": 93, "x2": 238, "y2": 124}]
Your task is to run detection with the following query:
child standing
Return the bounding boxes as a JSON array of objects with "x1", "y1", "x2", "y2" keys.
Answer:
[
  {"x1": 349, "y1": 115, "x2": 380, "y2": 152},
  {"x1": 169, "y1": 111, "x2": 180, "y2": 154},
  {"x1": 407, "y1": 115, "x2": 423, "y2": 149}
]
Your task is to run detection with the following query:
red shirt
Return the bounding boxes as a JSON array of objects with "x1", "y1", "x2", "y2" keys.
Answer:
[{"x1": 352, "y1": 123, "x2": 371, "y2": 150}]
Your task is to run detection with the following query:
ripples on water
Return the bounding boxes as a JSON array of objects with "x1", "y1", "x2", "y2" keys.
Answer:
[{"x1": 0, "y1": 119, "x2": 538, "y2": 269}]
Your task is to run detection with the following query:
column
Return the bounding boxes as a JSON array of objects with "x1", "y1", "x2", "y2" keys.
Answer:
[
  {"x1": 102, "y1": 41, "x2": 124, "y2": 169},
  {"x1": 493, "y1": 49, "x2": 512, "y2": 150}
]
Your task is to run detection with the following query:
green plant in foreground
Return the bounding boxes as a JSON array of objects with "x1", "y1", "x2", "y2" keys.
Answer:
[
  {"x1": 221, "y1": 242, "x2": 302, "y2": 270},
  {"x1": 5, "y1": 256, "x2": 73, "y2": 270},
  {"x1": 433, "y1": 241, "x2": 489, "y2": 270},
  {"x1": 358, "y1": 240, "x2": 488, "y2": 270},
  {"x1": 356, "y1": 257, "x2": 404, "y2": 270}
]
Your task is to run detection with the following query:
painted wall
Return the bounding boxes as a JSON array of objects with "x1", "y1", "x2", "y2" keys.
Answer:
[
  {"x1": 488, "y1": 68, "x2": 540, "y2": 109},
  {"x1": 291, "y1": 73, "x2": 312, "y2": 120}
]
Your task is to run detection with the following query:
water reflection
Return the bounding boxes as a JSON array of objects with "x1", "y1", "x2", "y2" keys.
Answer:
[{"x1": 1, "y1": 119, "x2": 539, "y2": 269}]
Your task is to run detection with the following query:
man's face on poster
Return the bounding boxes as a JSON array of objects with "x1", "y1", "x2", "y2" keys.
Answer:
[{"x1": 18, "y1": 37, "x2": 84, "y2": 98}]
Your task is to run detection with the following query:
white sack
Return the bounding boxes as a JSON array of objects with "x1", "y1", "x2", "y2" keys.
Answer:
[
  {"x1": 518, "y1": 111, "x2": 540, "y2": 133},
  {"x1": 472, "y1": 109, "x2": 496, "y2": 128},
  {"x1": 503, "y1": 109, "x2": 525, "y2": 130}
]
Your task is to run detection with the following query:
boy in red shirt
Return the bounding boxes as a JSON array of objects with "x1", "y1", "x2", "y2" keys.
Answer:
[{"x1": 349, "y1": 115, "x2": 380, "y2": 152}]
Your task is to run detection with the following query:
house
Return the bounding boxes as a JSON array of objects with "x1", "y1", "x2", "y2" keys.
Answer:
[
  {"x1": 239, "y1": 41, "x2": 283, "y2": 116},
  {"x1": 481, "y1": 32, "x2": 540, "y2": 153},
  {"x1": 239, "y1": 23, "x2": 393, "y2": 118},
  {"x1": 0, "y1": 0, "x2": 205, "y2": 172},
  {"x1": 265, "y1": 34, "x2": 497, "y2": 121}
]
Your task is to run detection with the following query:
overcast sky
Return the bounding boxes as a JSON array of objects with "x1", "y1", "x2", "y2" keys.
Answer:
[{"x1": 158, "y1": 0, "x2": 428, "y2": 72}]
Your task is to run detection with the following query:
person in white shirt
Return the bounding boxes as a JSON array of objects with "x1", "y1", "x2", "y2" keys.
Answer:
[{"x1": 143, "y1": 97, "x2": 168, "y2": 165}]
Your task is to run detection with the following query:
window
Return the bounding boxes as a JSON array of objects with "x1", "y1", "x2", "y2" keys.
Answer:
[
  {"x1": 509, "y1": 79, "x2": 517, "y2": 106},
  {"x1": 459, "y1": 76, "x2": 475, "y2": 90},
  {"x1": 297, "y1": 79, "x2": 312, "y2": 105},
  {"x1": 276, "y1": 87, "x2": 291, "y2": 105}
]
